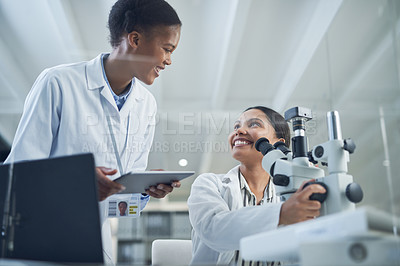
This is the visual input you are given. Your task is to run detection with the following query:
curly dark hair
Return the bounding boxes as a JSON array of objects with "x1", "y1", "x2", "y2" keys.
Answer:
[{"x1": 108, "y1": 0, "x2": 182, "y2": 47}]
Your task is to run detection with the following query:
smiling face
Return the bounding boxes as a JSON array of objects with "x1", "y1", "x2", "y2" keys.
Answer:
[
  {"x1": 228, "y1": 109, "x2": 284, "y2": 164},
  {"x1": 131, "y1": 25, "x2": 181, "y2": 85}
]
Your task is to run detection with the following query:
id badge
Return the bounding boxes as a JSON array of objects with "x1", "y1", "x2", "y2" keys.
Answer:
[{"x1": 107, "y1": 194, "x2": 140, "y2": 218}]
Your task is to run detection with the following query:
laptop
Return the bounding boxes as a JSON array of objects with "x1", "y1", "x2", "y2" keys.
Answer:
[{"x1": 0, "y1": 153, "x2": 103, "y2": 263}]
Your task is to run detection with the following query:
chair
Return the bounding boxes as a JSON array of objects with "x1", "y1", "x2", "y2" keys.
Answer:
[{"x1": 151, "y1": 239, "x2": 192, "y2": 265}]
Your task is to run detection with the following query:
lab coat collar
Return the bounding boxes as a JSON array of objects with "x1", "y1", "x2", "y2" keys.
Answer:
[
  {"x1": 86, "y1": 53, "x2": 146, "y2": 102},
  {"x1": 221, "y1": 165, "x2": 240, "y2": 185},
  {"x1": 86, "y1": 54, "x2": 106, "y2": 91},
  {"x1": 221, "y1": 165, "x2": 243, "y2": 210},
  {"x1": 119, "y1": 80, "x2": 145, "y2": 116},
  {"x1": 86, "y1": 54, "x2": 146, "y2": 114}
]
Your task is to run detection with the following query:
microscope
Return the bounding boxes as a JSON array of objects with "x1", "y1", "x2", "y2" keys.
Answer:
[
  {"x1": 255, "y1": 106, "x2": 363, "y2": 216},
  {"x1": 241, "y1": 107, "x2": 400, "y2": 265}
]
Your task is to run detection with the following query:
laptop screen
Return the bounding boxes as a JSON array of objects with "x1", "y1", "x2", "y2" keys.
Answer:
[{"x1": 0, "y1": 153, "x2": 103, "y2": 263}]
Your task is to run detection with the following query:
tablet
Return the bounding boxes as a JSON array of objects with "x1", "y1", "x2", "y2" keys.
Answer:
[{"x1": 114, "y1": 171, "x2": 195, "y2": 194}]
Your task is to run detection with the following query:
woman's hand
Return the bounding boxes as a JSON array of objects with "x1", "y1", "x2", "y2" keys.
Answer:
[
  {"x1": 144, "y1": 169, "x2": 181, "y2": 198},
  {"x1": 145, "y1": 181, "x2": 181, "y2": 198},
  {"x1": 96, "y1": 167, "x2": 126, "y2": 201},
  {"x1": 278, "y1": 179, "x2": 326, "y2": 225}
]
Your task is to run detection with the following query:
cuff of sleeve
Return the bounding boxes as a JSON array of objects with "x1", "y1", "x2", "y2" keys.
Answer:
[
  {"x1": 141, "y1": 193, "x2": 150, "y2": 199},
  {"x1": 140, "y1": 193, "x2": 150, "y2": 212}
]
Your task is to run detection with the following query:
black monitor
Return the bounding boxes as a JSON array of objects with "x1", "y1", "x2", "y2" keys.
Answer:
[{"x1": 0, "y1": 153, "x2": 103, "y2": 263}]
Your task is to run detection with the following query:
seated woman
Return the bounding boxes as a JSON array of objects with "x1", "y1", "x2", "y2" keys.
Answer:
[{"x1": 187, "y1": 106, "x2": 326, "y2": 265}]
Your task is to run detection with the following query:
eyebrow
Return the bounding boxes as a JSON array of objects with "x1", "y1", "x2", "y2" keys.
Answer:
[
  {"x1": 247, "y1": 118, "x2": 264, "y2": 124},
  {"x1": 234, "y1": 118, "x2": 265, "y2": 125}
]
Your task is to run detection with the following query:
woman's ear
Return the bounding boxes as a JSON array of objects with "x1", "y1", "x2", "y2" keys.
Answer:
[
  {"x1": 127, "y1": 31, "x2": 140, "y2": 48},
  {"x1": 271, "y1": 138, "x2": 285, "y2": 145}
]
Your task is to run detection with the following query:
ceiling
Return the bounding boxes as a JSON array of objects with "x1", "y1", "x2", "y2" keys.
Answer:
[{"x1": 0, "y1": 0, "x2": 399, "y2": 214}]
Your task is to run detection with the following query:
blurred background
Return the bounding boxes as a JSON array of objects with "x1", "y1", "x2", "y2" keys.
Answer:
[{"x1": 0, "y1": 0, "x2": 399, "y2": 264}]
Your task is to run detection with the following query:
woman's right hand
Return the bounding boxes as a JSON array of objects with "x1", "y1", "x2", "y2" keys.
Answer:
[
  {"x1": 278, "y1": 180, "x2": 326, "y2": 225},
  {"x1": 96, "y1": 167, "x2": 126, "y2": 201}
]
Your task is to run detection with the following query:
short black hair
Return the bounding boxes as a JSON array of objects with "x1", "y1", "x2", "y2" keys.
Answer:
[
  {"x1": 244, "y1": 106, "x2": 291, "y2": 147},
  {"x1": 108, "y1": 0, "x2": 182, "y2": 47},
  {"x1": 118, "y1": 201, "x2": 128, "y2": 207}
]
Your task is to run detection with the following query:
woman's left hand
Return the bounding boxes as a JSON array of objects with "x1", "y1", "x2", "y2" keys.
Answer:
[{"x1": 145, "y1": 181, "x2": 181, "y2": 198}]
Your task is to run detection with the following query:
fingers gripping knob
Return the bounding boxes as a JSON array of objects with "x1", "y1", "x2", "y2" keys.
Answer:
[{"x1": 302, "y1": 181, "x2": 328, "y2": 203}]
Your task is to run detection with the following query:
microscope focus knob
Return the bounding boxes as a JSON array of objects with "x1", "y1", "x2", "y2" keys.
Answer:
[
  {"x1": 345, "y1": 183, "x2": 363, "y2": 203},
  {"x1": 314, "y1": 145, "x2": 324, "y2": 158},
  {"x1": 343, "y1": 138, "x2": 356, "y2": 154},
  {"x1": 303, "y1": 181, "x2": 328, "y2": 203}
]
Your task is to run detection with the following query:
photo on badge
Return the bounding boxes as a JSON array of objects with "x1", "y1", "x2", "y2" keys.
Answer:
[
  {"x1": 118, "y1": 200, "x2": 128, "y2": 216},
  {"x1": 107, "y1": 194, "x2": 140, "y2": 218}
]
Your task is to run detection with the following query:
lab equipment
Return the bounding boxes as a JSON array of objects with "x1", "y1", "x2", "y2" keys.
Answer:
[
  {"x1": 255, "y1": 106, "x2": 363, "y2": 215},
  {"x1": 241, "y1": 107, "x2": 400, "y2": 265},
  {"x1": 240, "y1": 206, "x2": 400, "y2": 265}
]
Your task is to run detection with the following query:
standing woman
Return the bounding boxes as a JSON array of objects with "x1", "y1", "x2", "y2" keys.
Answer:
[
  {"x1": 188, "y1": 106, "x2": 325, "y2": 265},
  {"x1": 5, "y1": 0, "x2": 182, "y2": 263}
]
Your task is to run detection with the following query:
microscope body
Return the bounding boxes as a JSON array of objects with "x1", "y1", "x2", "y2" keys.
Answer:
[
  {"x1": 243, "y1": 108, "x2": 400, "y2": 266},
  {"x1": 256, "y1": 107, "x2": 362, "y2": 217},
  {"x1": 262, "y1": 150, "x2": 324, "y2": 202},
  {"x1": 312, "y1": 133, "x2": 360, "y2": 215}
]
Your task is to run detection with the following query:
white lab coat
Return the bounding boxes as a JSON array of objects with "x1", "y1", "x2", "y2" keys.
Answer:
[
  {"x1": 5, "y1": 54, "x2": 156, "y2": 264},
  {"x1": 187, "y1": 165, "x2": 283, "y2": 265}
]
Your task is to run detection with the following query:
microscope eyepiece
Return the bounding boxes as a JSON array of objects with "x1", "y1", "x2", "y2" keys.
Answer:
[
  {"x1": 273, "y1": 141, "x2": 290, "y2": 155},
  {"x1": 255, "y1": 138, "x2": 274, "y2": 155}
]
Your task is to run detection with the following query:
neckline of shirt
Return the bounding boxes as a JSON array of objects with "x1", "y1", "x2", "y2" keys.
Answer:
[
  {"x1": 238, "y1": 169, "x2": 271, "y2": 204},
  {"x1": 101, "y1": 53, "x2": 135, "y2": 104}
]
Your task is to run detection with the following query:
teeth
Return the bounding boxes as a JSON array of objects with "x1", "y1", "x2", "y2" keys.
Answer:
[{"x1": 234, "y1": 140, "x2": 250, "y2": 146}]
